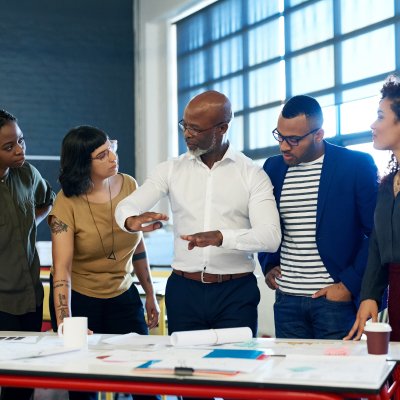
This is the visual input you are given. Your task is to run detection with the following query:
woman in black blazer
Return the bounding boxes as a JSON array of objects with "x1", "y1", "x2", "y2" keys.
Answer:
[{"x1": 346, "y1": 74, "x2": 400, "y2": 341}]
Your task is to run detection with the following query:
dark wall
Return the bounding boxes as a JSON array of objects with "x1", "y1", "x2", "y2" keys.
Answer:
[{"x1": 0, "y1": 0, "x2": 135, "y2": 240}]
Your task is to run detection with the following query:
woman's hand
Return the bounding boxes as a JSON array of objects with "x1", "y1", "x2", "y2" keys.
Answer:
[
  {"x1": 145, "y1": 294, "x2": 160, "y2": 329},
  {"x1": 343, "y1": 299, "x2": 378, "y2": 340}
]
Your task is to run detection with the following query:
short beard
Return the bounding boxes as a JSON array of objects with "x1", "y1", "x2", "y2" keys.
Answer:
[
  {"x1": 187, "y1": 133, "x2": 216, "y2": 157},
  {"x1": 188, "y1": 148, "x2": 209, "y2": 157}
]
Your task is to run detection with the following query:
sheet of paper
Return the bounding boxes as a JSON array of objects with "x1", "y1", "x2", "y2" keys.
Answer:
[
  {"x1": 96, "y1": 350, "x2": 153, "y2": 363},
  {"x1": 387, "y1": 342, "x2": 400, "y2": 361},
  {"x1": 102, "y1": 333, "x2": 171, "y2": 347},
  {"x1": 0, "y1": 343, "x2": 81, "y2": 361},
  {"x1": 170, "y1": 327, "x2": 252, "y2": 346},
  {"x1": 148, "y1": 357, "x2": 263, "y2": 373},
  {"x1": 252, "y1": 339, "x2": 367, "y2": 357},
  {"x1": 38, "y1": 333, "x2": 102, "y2": 346},
  {"x1": 265, "y1": 355, "x2": 387, "y2": 385},
  {"x1": 0, "y1": 336, "x2": 38, "y2": 344},
  {"x1": 10, "y1": 348, "x2": 91, "y2": 367},
  {"x1": 93, "y1": 350, "x2": 154, "y2": 367}
]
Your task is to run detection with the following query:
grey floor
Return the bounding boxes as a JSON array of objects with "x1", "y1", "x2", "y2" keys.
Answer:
[
  {"x1": 34, "y1": 389, "x2": 68, "y2": 399},
  {"x1": 34, "y1": 390, "x2": 180, "y2": 399}
]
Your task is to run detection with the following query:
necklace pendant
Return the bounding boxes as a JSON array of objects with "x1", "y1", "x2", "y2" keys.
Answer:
[{"x1": 107, "y1": 250, "x2": 117, "y2": 260}]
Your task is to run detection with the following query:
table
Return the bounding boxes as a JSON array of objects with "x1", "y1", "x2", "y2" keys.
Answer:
[{"x1": 0, "y1": 333, "x2": 398, "y2": 400}]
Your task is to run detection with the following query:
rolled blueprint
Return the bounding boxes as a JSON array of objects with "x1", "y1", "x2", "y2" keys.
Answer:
[{"x1": 170, "y1": 327, "x2": 252, "y2": 346}]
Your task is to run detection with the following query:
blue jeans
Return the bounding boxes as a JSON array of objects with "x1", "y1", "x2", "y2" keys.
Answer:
[{"x1": 274, "y1": 290, "x2": 356, "y2": 339}]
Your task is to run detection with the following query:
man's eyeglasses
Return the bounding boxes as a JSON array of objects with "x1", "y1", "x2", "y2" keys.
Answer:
[
  {"x1": 178, "y1": 119, "x2": 226, "y2": 136},
  {"x1": 272, "y1": 127, "x2": 320, "y2": 147},
  {"x1": 91, "y1": 140, "x2": 118, "y2": 161}
]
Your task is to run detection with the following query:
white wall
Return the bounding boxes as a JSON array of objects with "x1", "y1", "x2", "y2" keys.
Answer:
[
  {"x1": 134, "y1": 0, "x2": 197, "y2": 183},
  {"x1": 135, "y1": 0, "x2": 276, "y2": 337}
]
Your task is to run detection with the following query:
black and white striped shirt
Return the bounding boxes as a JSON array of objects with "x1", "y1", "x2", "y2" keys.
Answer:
[{"x1": 276, "y1": 155, "x2": 334, "y2": 296}]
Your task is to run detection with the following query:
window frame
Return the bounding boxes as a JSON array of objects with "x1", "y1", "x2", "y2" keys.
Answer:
[{"x1": 176, "y1": 0, "x2": 400, "y2": 160}]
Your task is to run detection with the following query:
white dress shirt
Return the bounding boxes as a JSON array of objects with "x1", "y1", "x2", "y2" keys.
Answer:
[{"x1": 115, "y1": 146, "x2": 281, "y2": 274}]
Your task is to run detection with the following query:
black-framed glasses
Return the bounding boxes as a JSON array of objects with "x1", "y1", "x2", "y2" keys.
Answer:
[
  {"x1": 91, "y1": 140, "x2": 118, "y2": 162},
  {"x1": 272, "y1": 127, "x2": 320, "y2": 146},
  {"x1": 178, "y1": 119, "x2": 226, "y2": 136}
]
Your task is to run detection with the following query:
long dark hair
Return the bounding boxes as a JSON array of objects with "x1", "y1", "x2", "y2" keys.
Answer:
[
  {"x1": 381, "y1": 74, "x2": 400, "y2": 177},
  {"x1": 59, "y1": 125, "x2": 108, "y2": 197}
]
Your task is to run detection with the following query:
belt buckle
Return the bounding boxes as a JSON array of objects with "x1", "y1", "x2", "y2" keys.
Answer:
[{"x1": 201, "y1": 270, "x2": 213, "y2": 284}]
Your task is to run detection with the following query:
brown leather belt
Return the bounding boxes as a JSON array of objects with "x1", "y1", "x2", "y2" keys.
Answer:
[{"x1": 173, "y1": 269, "x2": 251, "y2": 284}]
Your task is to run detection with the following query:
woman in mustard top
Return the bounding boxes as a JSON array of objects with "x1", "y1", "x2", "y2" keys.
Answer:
[{"x1": 49, "y1": 125, "x2": 160, "y2": 400}]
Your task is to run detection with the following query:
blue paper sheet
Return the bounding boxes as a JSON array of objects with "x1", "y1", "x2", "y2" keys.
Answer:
[{"x1": 204, "y1": 349, "x2": 263, "y2": 359}]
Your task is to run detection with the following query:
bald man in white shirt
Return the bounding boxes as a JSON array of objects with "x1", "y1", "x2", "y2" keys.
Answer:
[{"x1": 115, "y1": 90, "x2": 281, "y2": 337}]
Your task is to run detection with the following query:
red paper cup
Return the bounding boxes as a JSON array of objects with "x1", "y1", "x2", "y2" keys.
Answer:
[{"x1": 364, "y1": 323, "x2": 391, "y2": 355}]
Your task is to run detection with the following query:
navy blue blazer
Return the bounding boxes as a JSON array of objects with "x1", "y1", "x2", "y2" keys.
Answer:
[{"x1": 258, "y1": 141, "x2": 379, "y2": 300}]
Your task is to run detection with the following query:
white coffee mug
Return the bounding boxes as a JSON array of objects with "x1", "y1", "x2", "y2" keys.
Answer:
[{"x1": 57, "y1": 317, "x2": 88, "y2": 349}]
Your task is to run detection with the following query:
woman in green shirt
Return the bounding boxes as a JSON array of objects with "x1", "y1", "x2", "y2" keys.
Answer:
[{"x1": 0, "y1": 109, "x2": 55, "y2": 400}]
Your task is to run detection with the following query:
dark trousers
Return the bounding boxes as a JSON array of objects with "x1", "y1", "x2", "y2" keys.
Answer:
[
  {"x1": 0, "y1": 304, "x2": 43, "y2": 400},
  {"x1": 49, "y1": 276, "x2": 160, "y2": 400},
  {"x1": 50, "y1": 275, "x2": 148, "y2": 334},
  {"x1": 166, "y1": 272, "x2": 259, "y2": 400},
  {"x1": 166, "y1": 272, "x2": 260, "y2": 336}
]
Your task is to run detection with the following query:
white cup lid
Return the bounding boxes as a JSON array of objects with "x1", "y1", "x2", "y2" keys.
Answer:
[{"x1": 364, "y1": 322, "x2": 392, "y2": 332}]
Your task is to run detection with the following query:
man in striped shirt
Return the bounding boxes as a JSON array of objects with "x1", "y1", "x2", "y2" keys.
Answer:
[{"x1": 259, "y1": 95, "x2": 379, "y2": 339}]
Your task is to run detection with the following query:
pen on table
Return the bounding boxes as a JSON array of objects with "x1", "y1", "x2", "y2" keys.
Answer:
[
  {"x1": 174, "y1": 367, "x2": 195, "y2": 376},
  {"x1": 174, "y1": 367, "x2": 237, "y2": 376},
  {"x1": 258, "y1": 353, "x2": 286, "y2": 358}
]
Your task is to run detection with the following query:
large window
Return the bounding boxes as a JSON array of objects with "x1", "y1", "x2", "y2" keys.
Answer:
[{"x1": 176, "y1": 0, "x2": 400, "y2": 165}]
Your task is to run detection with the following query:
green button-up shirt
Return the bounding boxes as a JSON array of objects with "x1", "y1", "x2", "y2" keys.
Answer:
[{"x1": 0, "y1": 162, "x2": 55, "y2": 315}]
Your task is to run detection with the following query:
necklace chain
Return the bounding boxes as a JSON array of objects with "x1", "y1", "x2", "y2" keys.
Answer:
[{"x1": 85, "y1": 179, "x2": 116, "y2": 260}]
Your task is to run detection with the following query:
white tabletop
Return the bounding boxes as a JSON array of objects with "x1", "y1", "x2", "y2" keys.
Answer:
[{"x1": 0, "y1": 332, "x2": 395, "y2": 395}]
